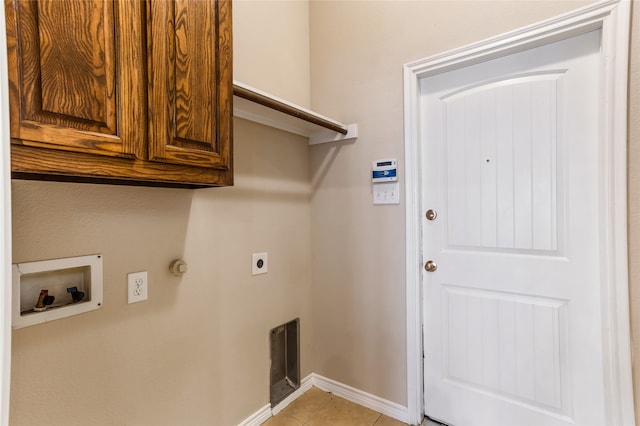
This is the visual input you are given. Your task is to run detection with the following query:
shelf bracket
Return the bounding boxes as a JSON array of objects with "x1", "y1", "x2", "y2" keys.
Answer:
[{"x1": 308, "y1": 123, "x2": 358, "y2": 145}]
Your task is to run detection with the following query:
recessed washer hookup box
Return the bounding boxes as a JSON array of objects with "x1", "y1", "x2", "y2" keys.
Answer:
[{"x1": 12, "y1": 254, "x2": 103, "y2": 329}]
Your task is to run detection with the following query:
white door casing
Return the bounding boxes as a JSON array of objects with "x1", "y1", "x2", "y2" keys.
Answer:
[
  {"x1": 403, "y1": 1, "x2": 633, "y2": 425},
  {"x1": 0, "y1": 0, "x2": 12, "y2": 424}
]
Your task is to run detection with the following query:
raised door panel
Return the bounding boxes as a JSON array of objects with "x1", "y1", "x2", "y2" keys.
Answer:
[
  {"x1": 443, "y1": 75, "x2": 561, "y2": 252},
  {"x1": 148, "y1": 0, "x2": 232, "y2": 170},
  {"x1": 5, "y1": 0, "x2": 146, "y2": 158}
]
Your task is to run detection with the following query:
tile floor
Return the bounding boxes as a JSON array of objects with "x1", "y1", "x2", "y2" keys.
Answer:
[{"x1": 261, "y1": 387, "x2": 409, "y2": 426}]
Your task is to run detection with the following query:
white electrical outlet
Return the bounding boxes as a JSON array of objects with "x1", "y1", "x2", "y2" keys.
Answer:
[
  {"x1": 127, "y1": 271, "x2": 148, "y2": 303},
  {"x1": 252, "y1": 253, "x2": 268, "y2": 276}
]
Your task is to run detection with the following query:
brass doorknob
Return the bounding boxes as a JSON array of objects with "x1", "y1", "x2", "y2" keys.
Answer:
[
  {"x1": 425, "y1": 260, "x2": 437, "y2": 272},
  {"x1": 426, "y1": 209, "x2": 437, "y2": 221}
]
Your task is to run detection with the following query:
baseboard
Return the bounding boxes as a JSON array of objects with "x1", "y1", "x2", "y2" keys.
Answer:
[
  {"x1": 237, "y1": 375, "x2": 313, "y2": 426},
  {"x1": 238, "y1": 373, "x2": 410, "y2": 425},
  {"x1": 271, "y1": 375, "x2": 314, "y2": 415},
  {"x1": 310, "y1": 373, "x2": 410, "y2": 424},
  {"x1": 237, "y1": 403, "x2": 271, "y2": 426}
]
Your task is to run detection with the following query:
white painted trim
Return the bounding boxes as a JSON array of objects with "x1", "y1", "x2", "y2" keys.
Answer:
[
  {"x1": 597, "y1": 2, "x2": 634, "y2": 424},
  {"x1": 311, "y1": 374, "x2": 410, "y2": 424},
  {"x1": 403, "y1": 1, "x2": 634, "y2": 424},
  {"x1": 403, "y1": 60, "x2": 424, "y2": 426},
  {"x1": 405, "y1": 0, "x2": 621, "y2": 78},
  {"x1": 0, "y1": 1, "x2": 12, "y2": 424},
  {"x1": 238, "y1": 374, "x2": 315, "y2": 426},
  {"x1": 237, "y1": 404, "x2": 271, "y2": 426},
  {"x1": 270, "y1": 375, "x2": 314, "y2": 416},
  {"x1": 238, "y1": 373, "x2": 411, "y2": 426}
]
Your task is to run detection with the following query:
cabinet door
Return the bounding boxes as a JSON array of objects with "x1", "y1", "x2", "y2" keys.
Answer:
[
  {"x1": 148, "y1": 0, "x2": 233, "y2": 170},
  {"x1": 5, "y1": 0, "x2": 146, "y2": 159}
]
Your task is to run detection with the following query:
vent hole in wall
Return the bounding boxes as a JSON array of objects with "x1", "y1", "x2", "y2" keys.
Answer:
[{"x1": 270, "y1": 318, "x2": 300, "y2": 407}]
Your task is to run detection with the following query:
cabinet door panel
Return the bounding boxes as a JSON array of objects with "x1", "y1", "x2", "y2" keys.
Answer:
[
  {"x1": 148, "y1": 0, "x2": 232, "y2": 170},
  {"x1": 6, "y1": 0, "x2": 146, "y2": 158}
]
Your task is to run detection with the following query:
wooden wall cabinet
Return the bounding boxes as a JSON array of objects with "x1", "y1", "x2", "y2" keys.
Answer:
[{"x1": 5, "y1": 0, "x2": 233, "y2": 188}]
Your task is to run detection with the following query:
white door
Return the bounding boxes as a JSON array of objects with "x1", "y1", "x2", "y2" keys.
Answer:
[{"x1": 422, "y1": 29, "x2": 607, "y2": 425}]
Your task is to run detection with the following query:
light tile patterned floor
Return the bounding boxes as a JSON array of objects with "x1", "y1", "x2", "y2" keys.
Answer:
[{"x1": 261, "y1": 387, "x2": 408, "y2": 426}]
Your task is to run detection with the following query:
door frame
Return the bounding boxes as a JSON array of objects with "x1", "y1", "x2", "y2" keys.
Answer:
[
  {"x1": 0, "y1": 0, "x2": 12, "y2": 423},
  {"x1": 403, "y1": 1, "x2": 633, "y2": 424}
]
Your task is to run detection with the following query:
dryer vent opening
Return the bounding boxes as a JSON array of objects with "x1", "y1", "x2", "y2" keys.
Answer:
[{"x1": 270, "y1": 318, "x2": 300, "y2": 407}]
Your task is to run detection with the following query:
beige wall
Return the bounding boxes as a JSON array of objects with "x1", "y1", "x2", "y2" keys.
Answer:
[
  {"x1": 309, "y1": 0, "x2": 639, "y2": 410},
  {"x1": 9, "y1": 3, "x2": 312, "y2": 425},
  {"x1": 10, "y1": 120, "x2": 312, "y2": 426},
  {"x1": 234, "y1": 0, "x2": 310, "y2": 107}
]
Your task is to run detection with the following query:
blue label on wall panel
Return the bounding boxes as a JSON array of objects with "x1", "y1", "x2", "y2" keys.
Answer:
[{"x1": 372, "y1": 169, "x2": 396, "y2": 179}]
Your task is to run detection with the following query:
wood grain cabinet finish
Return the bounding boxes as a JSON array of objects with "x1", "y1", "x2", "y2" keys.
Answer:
[{"x1": 5, "y1": 0, "x2": 233, "y2": 187}]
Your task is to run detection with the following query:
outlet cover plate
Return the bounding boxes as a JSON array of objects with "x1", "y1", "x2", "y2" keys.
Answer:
[
  {"x1": 127, "y1": 271, "x2": 148, "y2": 303},
  {"x1": 252, "y1": 253, "x2": 268, "y2": 276}
]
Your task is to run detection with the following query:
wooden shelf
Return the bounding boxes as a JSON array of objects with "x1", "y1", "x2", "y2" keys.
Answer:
[{"x1": 233, "y1": 81, "x2": 358, "y2": 145}]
